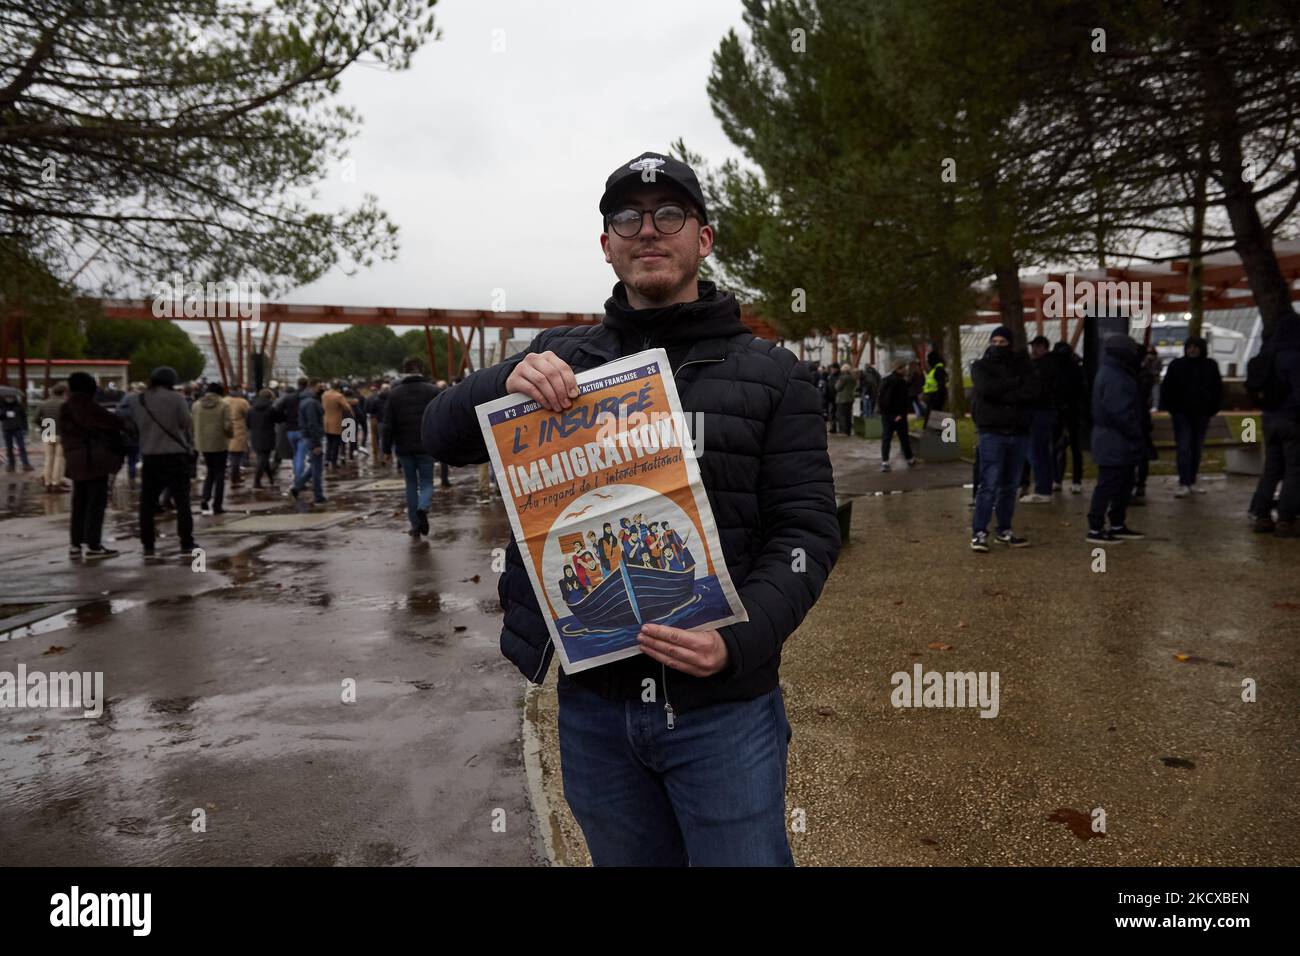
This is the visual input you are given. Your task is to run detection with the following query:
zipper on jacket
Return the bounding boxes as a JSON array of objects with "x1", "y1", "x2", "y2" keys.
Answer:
[{"x1": 661, "y1": 661, "x2": 675, "y2": 729}]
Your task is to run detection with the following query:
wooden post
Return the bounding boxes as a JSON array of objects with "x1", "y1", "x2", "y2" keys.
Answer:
[
  {"x1": 479, "y1": 318, "x2": 486, "y2": 371},
  {"x1": 236, "y1": 318, "x2": 244, "y2": 389},
  {"x1": 424, "y1": 325, "x2": 436, "y2": 378},
  {"x1": 446, "y1": 325, "x2": 453, "y2": 381}
]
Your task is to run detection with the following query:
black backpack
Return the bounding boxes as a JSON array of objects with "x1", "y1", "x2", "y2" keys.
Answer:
[{"x1": 1245, "y1": 339, "x2": 1286, "y2": 410}]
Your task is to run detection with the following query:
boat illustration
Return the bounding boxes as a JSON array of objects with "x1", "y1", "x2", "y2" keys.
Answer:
[{"x1": 563, "y1": 559, "x2": 697, "y2": 632}]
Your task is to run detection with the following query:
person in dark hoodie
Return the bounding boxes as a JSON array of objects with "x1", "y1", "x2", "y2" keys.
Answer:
[
  {"x1": 1131, "y1": 346, "x2": 1161, "y2": 505},
  {"x1": 246, "y1": 388, "x2": 282, "y2": 489},
  {"x1": 290, "y1": 379, "x2": 326, "y2": 504},
  {"x1": 59, "y1": 372, "x2": 126, "y2": 558},
  {"x1": 1087, "y1": 335, "x2": 1147, "y2": 543},
  {"x1": 1247, "y1": 310, "x2": 1300, "y2": 537},
  {"x1": 1051, "y1": 340, "x2": 1086, "y2": 494},
  {"x1": 419, "y1": 151, "x2": 839, "y2": 867},
  {"x1": 274, "y1": 376, "x2": 309, "y2": 486},
  {"x1": 1159, "y1": 333, "x2": 1223, "y2": 496},
  {"x1": 969, "y1": 326, "x2": 1037, "y2": 551},
  {"x1": 1020, "y1": 335, "x2": 1058, "y2": 503},
  {"x1": 878, "y1": 359, "x2": 917, "y2": 471},
  {"x1": 384, "y1": 357, "x2": 440, "y2": 537}
]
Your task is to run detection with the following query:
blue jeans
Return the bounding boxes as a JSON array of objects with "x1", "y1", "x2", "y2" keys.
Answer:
[
  {"x1": 4, "y1": 429, "x2": 30, "y2": 467},
  {"x1": 398, "y1": 453, "x2": 434, "y2": 530},
  {"x1": 293, "y1": 444, "x2": 325, "y2": 501},
  {"x1": 1172, "y1": 413, "x2": 1209, "y2": 486},
  {"x1": 557, "y1": 676, "x2": 794, "y2": 866},
  {"x1": 1028, "y1": 408, "x2": 1056, "y2": 494},
  {"x1": 287, "y1": 430, "x2": 305, "y2": 483},
  {"x1": 973, "y1": 431, "x2": 1029, "y2": 535}
]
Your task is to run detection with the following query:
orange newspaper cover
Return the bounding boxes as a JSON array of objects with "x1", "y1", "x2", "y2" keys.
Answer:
[{"x1": 475, "y1": 348, "x2": 747, "y2": 673}]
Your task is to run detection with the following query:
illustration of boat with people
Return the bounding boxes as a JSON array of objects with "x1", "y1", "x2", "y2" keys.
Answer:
[{"x1": 557, "y1": 512, "x2": 698, "y2": 632}]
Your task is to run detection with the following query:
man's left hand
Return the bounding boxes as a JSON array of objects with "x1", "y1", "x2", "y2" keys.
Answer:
[{"x1": 638, "y1": 623, "x2": 729, "y2": 678}]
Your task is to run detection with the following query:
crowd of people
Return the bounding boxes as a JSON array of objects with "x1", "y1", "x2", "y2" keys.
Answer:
[
  {"x1": 0, "y1": 356, "x2": 464, "y2": 558},
  {"x1": 799, "y1": 312, "x2": 1300, "y2": 551}
]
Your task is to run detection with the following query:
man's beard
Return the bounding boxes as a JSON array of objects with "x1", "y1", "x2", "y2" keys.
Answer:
[{"x1": 622, "y1": 258, "x2": 697, "y2": 305}]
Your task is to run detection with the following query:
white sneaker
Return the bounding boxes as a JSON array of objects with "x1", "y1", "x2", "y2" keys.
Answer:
[
  {"x1": 1053, "y1": 482, "x2": 1062, "y2": 491},
  {"x1": 880, "y1": 461, "x2": 891, "y2": 472},
  {"x1": 1191, "y1": 483, "x2": 1208, "y2": 494},
  {"x1": 1174, "y1": 484, "x2": 1191, "y2": 498},
  {"x1": 1070, "y1": 483, "x2": 1082, "y2": 494},
  {"x1": 200, "y1": 505, "x2": 214, "y2": 515},
  {"x1": 906, "y1": 458, "x2": 921, "y2": 469},
  {"x1": 1019, "y1": 493, "x2": 1051, "y2": 504}
]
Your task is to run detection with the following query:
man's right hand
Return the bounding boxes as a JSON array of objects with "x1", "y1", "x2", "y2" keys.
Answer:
[{"x1": 506, "y1": 351, "x2": 579, "y2": 412}]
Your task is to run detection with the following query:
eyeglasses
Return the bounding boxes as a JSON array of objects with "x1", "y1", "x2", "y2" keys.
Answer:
[{"x1": 606, "y1": 203, "x2": 697, "y2": 238}]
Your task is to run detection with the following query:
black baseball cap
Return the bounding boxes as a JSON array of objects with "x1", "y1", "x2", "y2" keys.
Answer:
[{"x1": 599, "y1": 151, "x2": 709, "y2": 224}]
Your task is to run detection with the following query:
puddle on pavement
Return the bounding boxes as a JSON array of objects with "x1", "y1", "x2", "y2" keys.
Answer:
[
  {"x1": 1047, "y1": 807, "x2": 1105, "y2": 840},
  {"x1": 0, "y1": 599, "x2": 141, "y2": 642}
]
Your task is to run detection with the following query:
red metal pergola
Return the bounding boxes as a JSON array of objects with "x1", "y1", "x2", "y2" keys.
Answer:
[
  {"x1": 0, "y1": 300, "x2": 784, "y2": 394},
  {"x1": 975, "y1": 241, "x2": 1300, "y2": 348}
]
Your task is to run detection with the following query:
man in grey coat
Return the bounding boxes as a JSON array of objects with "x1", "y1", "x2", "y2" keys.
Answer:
[{"x1": 126, "y1": 365, "x2": 197, "y2": 556}]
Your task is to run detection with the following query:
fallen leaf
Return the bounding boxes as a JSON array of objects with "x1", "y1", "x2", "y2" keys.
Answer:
[
  {"x1": 42, "y1": 645, "x2": 66, "y2": 656},
  {"x1": 927, "y1": 642, "x2": 953, "y2": 651},
  {"x1": 1161, "y1": 756, "x2": 1196, "y2": 770},
  {"x1": 815, "y1": 706, "x2": 836, "y2": 716},
  {"x1": 1273, "y1": 601, "x2": 1300, "y2": 610},
  {"x1": 956, "y1": 620, "x2": 968, "y2": 629}
]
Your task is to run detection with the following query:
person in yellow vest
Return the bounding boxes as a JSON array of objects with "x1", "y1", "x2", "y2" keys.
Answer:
[
  {"x1": 921, "y1": 350, "x2": 949, "y2": 421},
  {"x1": 225, "y1": 387, "x2": 250, "y2": 485}
]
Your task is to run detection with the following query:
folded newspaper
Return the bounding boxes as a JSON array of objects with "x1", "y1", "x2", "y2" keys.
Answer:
[{"x1": 476, "y1": 348, "x2": 747, "y2": 674}]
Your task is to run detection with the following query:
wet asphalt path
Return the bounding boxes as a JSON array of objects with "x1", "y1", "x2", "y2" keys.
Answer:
[{"x1": 0, "y1": 463, "x2": 542, "y2": 866}]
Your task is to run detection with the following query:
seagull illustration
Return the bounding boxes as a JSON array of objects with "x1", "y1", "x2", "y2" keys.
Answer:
[
  {"x1": 564, "y1": 505, "x2": 594, "y2": 519},
  {"x1": 593, "y1": 492, "x2": 613, "y2": 499}
]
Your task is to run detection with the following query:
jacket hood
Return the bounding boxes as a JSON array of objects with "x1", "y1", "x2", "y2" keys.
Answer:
[
  {"x1": 198, "y1": 394, "x2": 223, "y2": 409},
  {"x1": 1184, "y1": 335, "x2": 1208, "y2": 355},
  {"x1": 252, "y1": 396, "x2": 273, "y2": 409},
  {"x1": 601, "y1": 280, "x2": 749, "y2": 347},
  {"x1": 1104, "y1": 334, "x2": 1142, "y2": 372}
]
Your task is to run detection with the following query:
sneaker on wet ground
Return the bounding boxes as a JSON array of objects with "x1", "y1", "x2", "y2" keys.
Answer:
[
  {"x1": 1174, "y1": 484, "x2": 1191, "y2": 497},
  {"x1": 995, "y1": 530, "x2": 1030, "y2": 547},
  {"x1": 970, "y1": 531, "x2": 989, "y2": 552},
  {"x1": 1191, "y1": 483, "x2": 1208, "y2": 494},
  {"x1": 880, "y1": 461, "x2": 891, "y2": 472},
  {"x1": 417, "y1": 508, "x2": 429, "y2": 536},
  {"x1": 1019, "y1": 493, "x2": 1052, "y2": 504},
  {"x1": 1253, "y1": 517, "x2": 1276, "y2": 533},
  {"x1": 83, "y1": 546, "x2": 120, "y2": 559},
  {"x1": 68, "y1": 545, "x2": 81, "y2": 557},
  {"x1": 906, "y1": 458, "x2": 921, "y2": 468},
  {"x1": 1109, "y1": 526, "x2": 1146, "y2": 539},
  {"x1": 1070, "y1": 483, "x2": 1082, "y2": 494},
  {"x1": 1086, "y1": 528, "x2": 1122, "y2": 543}
]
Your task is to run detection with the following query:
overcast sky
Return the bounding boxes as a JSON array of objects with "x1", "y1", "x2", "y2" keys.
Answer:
[{"x1": 281, "y1": 0, "x2": 748, "y2": 332}]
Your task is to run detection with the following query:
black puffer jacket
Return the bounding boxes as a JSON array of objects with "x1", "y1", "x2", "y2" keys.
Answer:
[
  {"x1": 384, "y1": 375, "x2": 439, "y2": 456},
  {"x1": 1159, "y1": 336, "x2": 1223, "y2": 418},
  {"x1": 877, "y1": 370, "x2": 911, "y2": 418},
  {"x1": 422, "y1": 281, "x2": 841, "y2": 713},
  {"x1": 971, "y1": 346, "x2": 1037, "y2": 434}
]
